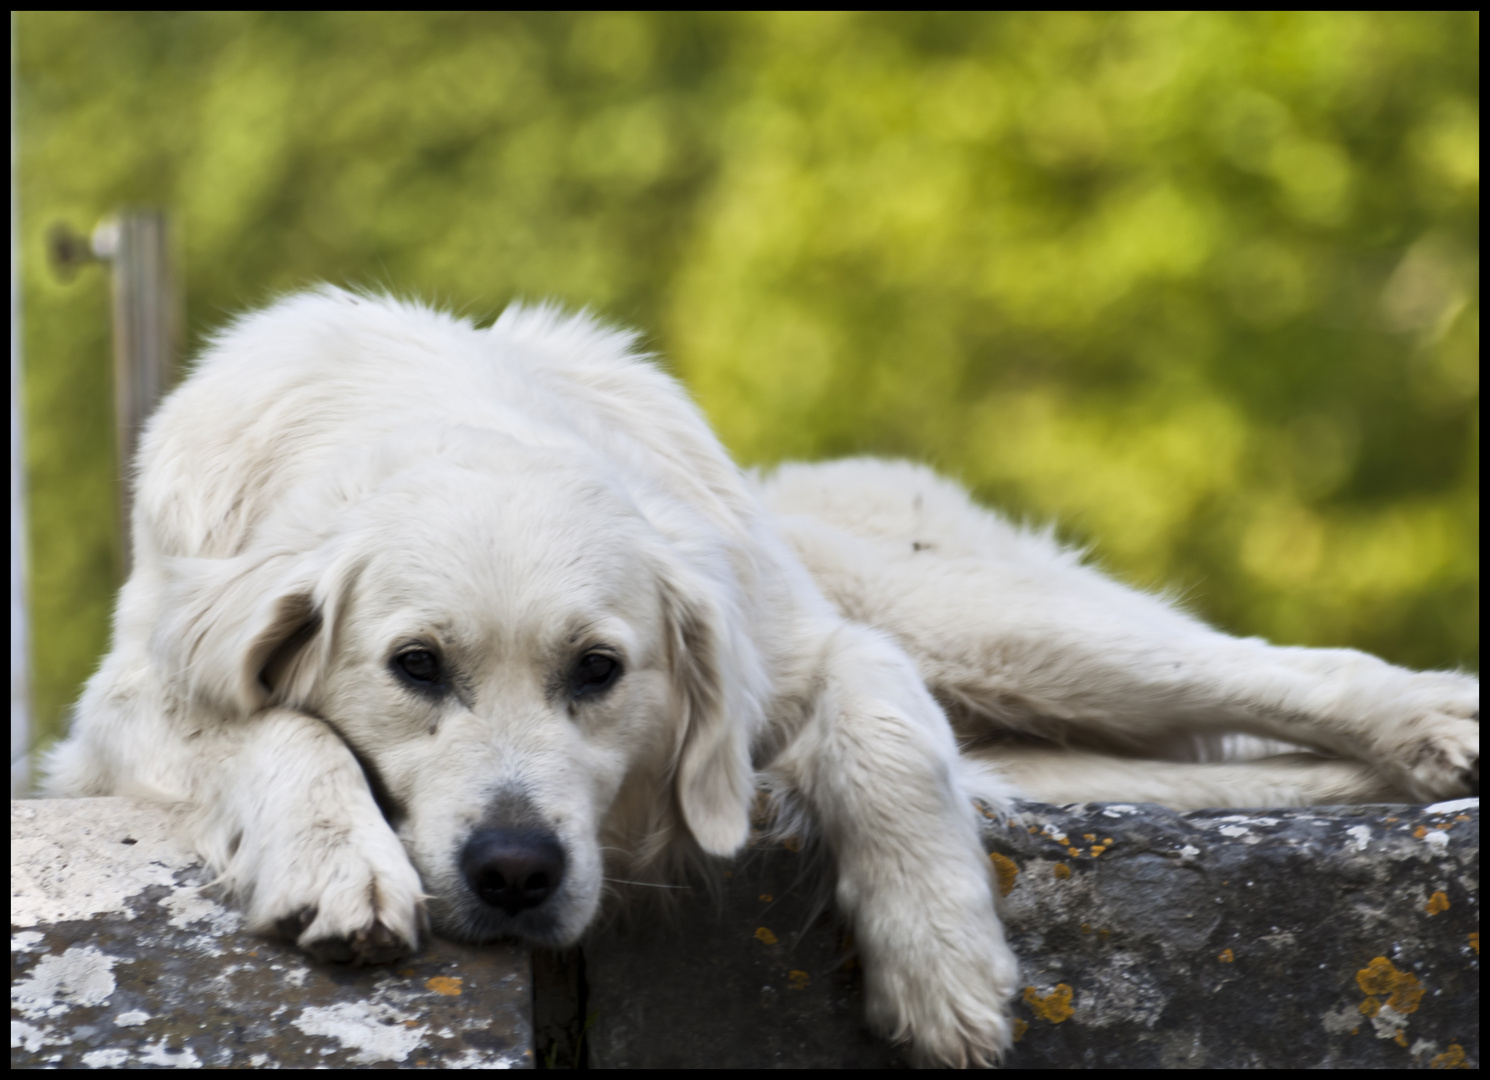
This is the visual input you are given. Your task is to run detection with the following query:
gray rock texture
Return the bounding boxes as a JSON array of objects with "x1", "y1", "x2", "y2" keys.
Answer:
[
  {"x1": 10, "y1": 798, "x2": 532, "y2": 1069},
  {"x1": 986, "y1": 799, "x2": 1479, "y2": 1068},
  {"x1": 11, "y1": 796, "x2": 1478, "y2": 1069},
  {"x1": 575, "y1": 798, "x2": 1480, "y2": 1068}
]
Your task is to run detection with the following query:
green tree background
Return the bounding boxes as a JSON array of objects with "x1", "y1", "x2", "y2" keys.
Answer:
[{"x1": 16, "y1": 12, "x2": 1479, "y2": 754}]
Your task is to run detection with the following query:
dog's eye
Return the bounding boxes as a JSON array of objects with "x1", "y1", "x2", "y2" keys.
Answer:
[
  {"x1": 395, "y1": 649, "x2": 442, "y2": 684},
  {"x1": 573, "y1": 652, "x2": 621, "y2": 697}
]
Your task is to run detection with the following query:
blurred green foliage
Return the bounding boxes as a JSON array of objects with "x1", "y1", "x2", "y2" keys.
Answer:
[{"x1": 16, "y1": 12, "x2": 1479, "y2": 753}]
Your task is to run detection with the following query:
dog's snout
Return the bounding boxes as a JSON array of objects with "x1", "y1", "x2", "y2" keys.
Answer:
[{"x1": 460, "y1": 828, "x2": 566, "y2": 916}]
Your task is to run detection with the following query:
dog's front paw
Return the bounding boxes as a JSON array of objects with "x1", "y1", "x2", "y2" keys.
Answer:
[
  {"x1": 271, "y1": 875, "x2": 424, "y2": 967},
  {"x1": 860, "y1": 904, "x2": 1019, "y2": 1067},
  {"x1": 235, "y1": 820, "x2": 427, "y2": 966},
  {"x1": 1366, "y1": 674, "x2": 1478, "y2": 802}
]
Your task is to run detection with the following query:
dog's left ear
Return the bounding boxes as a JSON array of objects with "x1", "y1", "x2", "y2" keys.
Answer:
[{"x1": 658, "y1": 564, "x2": 766, "y2": 857}]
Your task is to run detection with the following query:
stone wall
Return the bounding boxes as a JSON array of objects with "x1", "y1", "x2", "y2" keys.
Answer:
[{"x1": 12, "y1": 796, "x2": 1479, "y2": 1068}]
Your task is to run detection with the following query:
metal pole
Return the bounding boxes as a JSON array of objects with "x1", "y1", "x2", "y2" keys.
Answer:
[
  {"x1": 11, "y1": 11, "x2": 31, "y2": 796},
  {"x1": 89, "y1": 210, "x2": 180, "y2": 576}
]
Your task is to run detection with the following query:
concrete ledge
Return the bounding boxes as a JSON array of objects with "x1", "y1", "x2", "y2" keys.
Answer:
[
  {"x1": 12, "y1": 797, "x2": 1479, "y2": 1068},
  {"x1": 10, "y1": 799, "x2": 532, "y2": 1069}
]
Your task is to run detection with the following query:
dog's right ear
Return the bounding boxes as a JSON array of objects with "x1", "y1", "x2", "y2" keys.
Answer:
[{"x1": 155, "y1": 545, "x2": 361, "y2": 717}]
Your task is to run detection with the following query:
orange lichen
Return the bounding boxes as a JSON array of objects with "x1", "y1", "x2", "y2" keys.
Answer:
[
  {"x1": 425, "y1": 976, "x2": 463, "y2": 996},
  {"x1": 1023, "y1": 984, "x2": 1075, "y2": 1023},
  {"x1": 1012, "y1": 1018, "x2": 1029, "y2": 1043},
  {"x1": 1425, "y1": 891, "x2": 1450, "y2": 915},
  {"x1": 989, "y1": 851, "x2": 1020, "y2": 896},
  {"x1": 1431, "y1": 1043, "x2": 1469, "y2": 1069},
  {"x1": 1355, "y1": 956, "x2": 1425, "y2": 1013},
  {"x1": 759, "y1": 894, "x2": 774, "y2": 903},
  {"x1": 1469, "y1": 932, "x2": 1479, "y2": 955},
  {"x1": 1053, "y1": 863, "x2": 1072, "y2": 880},
  {"x1": 787, "y1": 970, "x2": 810, "y2": 990},
  {"x1": 754, "y1": 927, "x2": 779, "y2": 945},
  {"x1": 1218, "y1": 949, "x2": 1234, "y2": 963}
]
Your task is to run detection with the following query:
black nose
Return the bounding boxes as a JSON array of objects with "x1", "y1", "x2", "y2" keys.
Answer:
[{"x1": 460, "y1": 828, "x2": 566, "y2": 916}]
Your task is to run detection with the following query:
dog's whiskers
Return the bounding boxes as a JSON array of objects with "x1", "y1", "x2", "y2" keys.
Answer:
[{"x1": 604, "y1": 877, "x2": 691, "y2": 889}]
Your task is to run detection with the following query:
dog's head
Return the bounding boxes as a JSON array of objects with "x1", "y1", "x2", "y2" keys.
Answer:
[{"x1": 159, "y1": 431, "x2": 768, "y2": 946}]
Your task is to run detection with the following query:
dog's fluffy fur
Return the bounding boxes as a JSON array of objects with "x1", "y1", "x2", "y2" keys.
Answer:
[{"x1": 46, "y1": 287, "x2": 1479, "y2": 1066}]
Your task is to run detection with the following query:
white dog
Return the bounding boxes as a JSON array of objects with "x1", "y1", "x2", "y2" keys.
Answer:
[{"x1": 46, "y1": 287, "x2": 1478, "y2": 1067}]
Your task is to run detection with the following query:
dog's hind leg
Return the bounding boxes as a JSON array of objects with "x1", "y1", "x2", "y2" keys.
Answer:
[
  {"x1": 769, "y1": 467, "x2": 1477, "y2": 804},
  {"x1": 907, "y1": 552, "x2": 1477, "y2": 803},
  {"x1": 986, "y1": 744, "x2": 1402, "y2": 810}
]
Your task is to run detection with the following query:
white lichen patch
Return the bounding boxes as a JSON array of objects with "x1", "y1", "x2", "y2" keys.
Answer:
[
  {"x1": 11, "y1": 1019, "x2": 52, "y2": 1054},
  {"x1": 1320, "y1": 1002, "x2": 1364, "y2": 1035},
  {"x1": 80, "y1": 1048, "x2": 132, "y2": 1068},
  {"x1": 11, "y1": 945, "x2": 119, "y2": 1019},
  {"x1": 440, "y1": 1045, "x2": 528, "y2": 1069},
  {"x1": 1369, "y1": 1002, "x2": 1411, "y2": 1042},
  {"x1": 11, "y1": 930, "x2": 46, "y2": 953},
  {"x1": 135, "y1": 1037, "x2": 202, "y2": 1068},
  {"x1": 292, "y1": 1001, "x2": 430, "y2": 1065},
  {"x1": 162, "y1": 886, "x2": 242, "y2": 936}
]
